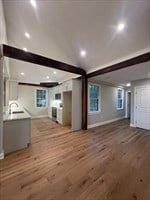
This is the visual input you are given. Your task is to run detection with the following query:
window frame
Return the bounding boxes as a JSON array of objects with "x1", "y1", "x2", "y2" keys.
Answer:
[
  {"x1": 35, "y1": 88, "x2": 48, "y2": 109},
  {"x1": 116, "y1": 88, "x2": 124, "y2": 110},
  {"x1": 88, "y1": 83, "x2": 101, "y2": 114}
]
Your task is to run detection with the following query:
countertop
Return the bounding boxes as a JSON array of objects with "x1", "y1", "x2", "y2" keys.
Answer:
[{"x1": 3, "y1": 107, "x2": 31, "y2": 121}]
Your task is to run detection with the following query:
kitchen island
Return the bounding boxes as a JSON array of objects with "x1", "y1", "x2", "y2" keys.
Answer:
[{"x1": 3, "y1": 107, "x2": 31, "y2": 155}]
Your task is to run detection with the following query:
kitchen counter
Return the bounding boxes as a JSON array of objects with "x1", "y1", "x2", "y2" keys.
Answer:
[
  {"x1": 3, "y1": 107, "x2": 31, "y2": 155},
  {"x1": 3, "y1": 108, "x2": 31, "y2": 121}
]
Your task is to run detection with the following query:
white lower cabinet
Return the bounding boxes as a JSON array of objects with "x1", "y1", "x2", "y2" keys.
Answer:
[
  {"x1": 57, "y1": 108, "x2": 63, "y2": 124},
  {"x1": 4, "y1": 118, "x2": 31, "y2": 154},
  {"x1": 48, "y1": 107, "x2": 52, "y2": 118}
]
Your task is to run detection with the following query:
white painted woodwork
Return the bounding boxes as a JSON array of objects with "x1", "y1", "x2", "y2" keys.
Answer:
[
  {"x1": 3, "y1": 118, "x2": 31, "y2": 154},
  {"x1": 48, "y1": 79, "x2": 82, "y2": 130},
  {"x1": 6, "y1": 80, "x2": 18, "y2": 101},
  {"x1": 57, "y1": 108, "x2": 63, "y2": 124},
  {"x1": 135, "y1": 86, "x2": 150, "y2": 130}
]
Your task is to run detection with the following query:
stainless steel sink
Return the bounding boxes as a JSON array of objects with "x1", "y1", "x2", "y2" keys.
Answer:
[{"x1": 12, "y1": 111, "x2": 24, "y2": 114}]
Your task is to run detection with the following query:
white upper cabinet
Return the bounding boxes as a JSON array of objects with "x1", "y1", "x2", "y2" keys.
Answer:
[
  {"x1": 7, "y1": 80, "x2": 18, "y2": 101},
  {"x1": 63, "y1": 80, "x2": 72, "y2": 91}
]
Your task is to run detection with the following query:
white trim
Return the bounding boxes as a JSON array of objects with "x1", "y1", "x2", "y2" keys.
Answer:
[
  {"x1": 88, "y1": 116, "x2": 125, "y2": 129},
  {"x1": 125, "y1": 90, "x2": 131, "y2": 118},
  {"x1": 0, "y1": 152, "x2": 4, "y2": 160},
  {"x1": 134, "y1": 87, "x2": 137, "y2": 127},
  {"x1": 130, "y1": 123, "x2": 136, "y2": 127},
  {"x1": 31, "y1": 115, "x2": 48, "y2": 119}
]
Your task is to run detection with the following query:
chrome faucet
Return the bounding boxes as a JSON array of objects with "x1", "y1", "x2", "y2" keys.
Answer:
[{"x1": 9, "y1": 103, "x2": 19, "y2": 114}]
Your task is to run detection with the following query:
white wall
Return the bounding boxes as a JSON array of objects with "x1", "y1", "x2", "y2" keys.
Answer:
[
  {"x1": 72, "y1": 79, "x2": 82, "y2": 131},
  {"x1": 0, "y1": 0, "x2": 7, "y2": 158},
  {"x1": 88, "y1": 81, "x2": 125, "y2": 128},
  {"x1": 17, "y1": 85, "x2": 48, "y2": 117},
  {"x1": 130, "y1": 78, "x2": 150, "y2": 125}
]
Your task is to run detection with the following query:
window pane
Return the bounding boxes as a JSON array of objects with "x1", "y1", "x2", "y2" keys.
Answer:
[
  {"x1": 90, "y1": 99, "x2": 98, "y2": 112},
  {"x1": 90, "y1": 85, "x2": 99, "y2": 98},
  {"x1": 117, "y1": 89, "x2": 123, "y2": 109},
  {"x1": 36, "y1": 90, "x2": 46, "y2": 107},
  {"x1": 89, "y1": 84, "x2": 100, "y2": 112},
  {"x1": 120, "y1": 99, "x2": 123, "y2": 108}
]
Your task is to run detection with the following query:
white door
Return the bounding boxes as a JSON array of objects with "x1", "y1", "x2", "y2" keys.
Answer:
[{"x1": 135, "y1": 86, "x2": 150, "y2": 130}]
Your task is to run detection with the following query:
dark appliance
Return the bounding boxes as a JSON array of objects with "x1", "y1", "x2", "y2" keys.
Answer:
[
  {"x1": 55, "y1": 93, "x2": 61, "y2": 100},
  {"x1": 52, "y1": 107, "x2": 57, "y2": 121}
]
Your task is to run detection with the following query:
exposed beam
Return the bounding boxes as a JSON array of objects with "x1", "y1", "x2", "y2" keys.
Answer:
[
  {"x1": 19, "y1": 82, "x2": 49, "y2": 88},
  {"x1": 82, "y1": 76, "x2": 88, "y2": 130},
  {"x1": 40, "y1": 82, "x2": 59, "y2": 87},
  {"x1": 3, "y1": 44, "x2": 86, "y2": 76},
  {"x1": 87, "y1": 52, "x2": 150, "y2": 78}
]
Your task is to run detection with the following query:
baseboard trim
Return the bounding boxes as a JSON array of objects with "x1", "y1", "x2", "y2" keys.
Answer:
[
  {"x1": 130, "y1": 123, "x2": 136, "y2": 127},
  {"x1": 0, "y1": 152, "x2": 4, "y2": 160},
  {"x1": 31, "y1": 115, "x2": 48, "y2": 119},
  {"x1": 88, "y1": 116, "x2": 125, "y2": 129}
]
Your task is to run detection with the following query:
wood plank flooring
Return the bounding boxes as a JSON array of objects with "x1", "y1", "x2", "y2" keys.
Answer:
[{"x1": 0, "y1": 118, "x2": 150, "y2": 200}]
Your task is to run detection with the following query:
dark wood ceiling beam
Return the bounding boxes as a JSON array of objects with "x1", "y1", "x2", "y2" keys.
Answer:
[
  {"x1": 19, "y1": 82, "x2": 49, "y2": 88},
  {"x1": 18, "y1": 82, "x2": 59, "y2": 88},
  {"x1": 82, "y1": 76, "x2": 88, "y2": 130},
  {"x1": 3, "y1": 44, "x2": 86, "y2": 76},
  {"x1": 40, "y1": 82, "x2": 59, "y2": 87},
  {"x1": 87, "y1": 52, "x2": 150, "y2": 78}
]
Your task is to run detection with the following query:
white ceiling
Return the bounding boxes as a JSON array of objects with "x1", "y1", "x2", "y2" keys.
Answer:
[
  {"x1": 7, "y1": 58, "x2": 79, "y2": 84},
  {"x1": 3, "y1": 0, "x2": 150, "y2": 73},
  {"x1": 92, "y1": 61, "x2": 150, "y2": 86}
]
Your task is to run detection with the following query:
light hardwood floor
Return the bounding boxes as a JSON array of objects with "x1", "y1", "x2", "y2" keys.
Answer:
[{"x1": 0, "y1": 118, "x2": 150, "y2": 200}]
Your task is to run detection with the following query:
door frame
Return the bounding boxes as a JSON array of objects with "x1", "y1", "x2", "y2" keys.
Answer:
[{"x1": 125, "y1": 90, "x2": 131, "y2": 118}]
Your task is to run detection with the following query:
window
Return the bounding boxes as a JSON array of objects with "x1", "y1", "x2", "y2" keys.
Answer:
[
  {"x1": 89, "y1": 83, "x2": 100, "y2": 113},
  {"x1": 117, "y1": 88, "x2": 124, "y2": 109},
  {"x1": 36, "y1": 89, "x2": 47, "y2": 108}
]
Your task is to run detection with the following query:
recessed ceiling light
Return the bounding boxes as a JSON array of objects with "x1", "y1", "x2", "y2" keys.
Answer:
[
  {"x1": 53, "y1": 71, "x2": 57, "y2": 74},
  {"x1": 23, "y1": 47, "x2": 28, "y2": 52},
  {"x1": 30, "y1": 0, "x2": 37, "y2": 8},
  {"x1": 117, "y1": 23, "x2": 125, "y2": 32},
  {"x1": 46, "y1": 76, "x2": 50, "y2": 79},
  {"x1": 25, "y1": 32, "x2": 30, "y2": 39},
  {"x1": 80, "y1": 50, "x2": 86, "y2": 57},
  {"x1": 20, "y1": 72, "x2": 25, "y2": 76},
  {"x1": 126, "y1": 83, "x2": 131, "y2": 87}
]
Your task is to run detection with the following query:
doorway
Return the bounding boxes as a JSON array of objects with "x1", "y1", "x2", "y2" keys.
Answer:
[
  {"x1": 63, "y1": 91, "x2": 72, "y2": 126},
  {"x1": 125, "y1": 91, "x2": 131, "y2": 119}
]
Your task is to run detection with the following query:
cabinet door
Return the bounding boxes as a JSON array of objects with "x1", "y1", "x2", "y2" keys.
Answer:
[
  {"x1": 63, "y1": 80, "x2": 72, "y2": 91},
  {"x1": 48, "y1": 107, "x2": 52, "y2": 118},
  {"x1": 9, "y1": 81, "x2": 18, "y2": 100},
  {"x1": 67, "y1": 80, "x2": 72, "y2": 91},
  {"x1": 63, "y1": 82, "x2": 67, "y2": 92},
  {"x1": 57, "y1": 109, "x2": 63, "y2": 124}
]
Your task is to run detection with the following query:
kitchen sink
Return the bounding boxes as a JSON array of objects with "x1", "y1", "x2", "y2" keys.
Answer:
[{"x1": 12, "y1": 111, "x2": 24, "y2": 114}]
